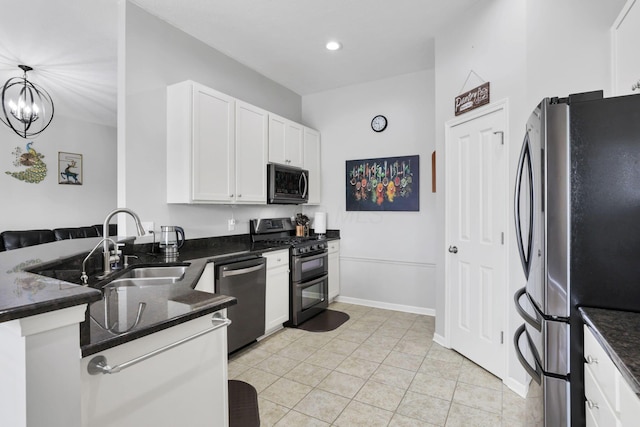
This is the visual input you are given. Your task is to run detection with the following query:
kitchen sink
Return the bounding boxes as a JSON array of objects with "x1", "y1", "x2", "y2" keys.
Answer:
[
  {"x1": 117, "y1": 265, "x2": 187, "y2": 280},
  {"x1": 103, "y1": 276, "x2": 182, "y2": 289},
  {"x1": 102, "y1": 266, "x2": 188, "y2": 289}
]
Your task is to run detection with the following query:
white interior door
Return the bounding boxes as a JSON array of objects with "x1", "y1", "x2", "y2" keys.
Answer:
[{"x1": 446, "y1": 105, "x2": 507, "y2": 379}]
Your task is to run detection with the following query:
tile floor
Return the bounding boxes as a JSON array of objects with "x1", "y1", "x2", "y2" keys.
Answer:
[{"x1": 228, "y1": 302, "x2": 528, "y2": 426}]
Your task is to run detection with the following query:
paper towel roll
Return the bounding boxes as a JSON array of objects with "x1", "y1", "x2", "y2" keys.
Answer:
[{"x1": 314, "y1": 212, "x2": 327, "y2": 235}]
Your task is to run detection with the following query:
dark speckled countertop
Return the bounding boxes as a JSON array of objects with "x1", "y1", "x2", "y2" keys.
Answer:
[
  {"x1": 580, "y1": 307, "x2": 640, "y2": 396},
  {"x1": 0, "y1": 230, "x2": 340, "y2": 357}
]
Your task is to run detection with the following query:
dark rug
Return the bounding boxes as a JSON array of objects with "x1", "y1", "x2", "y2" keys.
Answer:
[
  {"x1": 294, "y1": 309, "x2": 350, "y2": 332},
  {"x1": 228, "y1": 380, "x2": 260, "y2": 427}
]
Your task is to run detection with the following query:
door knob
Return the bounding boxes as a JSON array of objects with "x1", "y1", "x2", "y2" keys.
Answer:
[{"x1": 448, "y1": 246, "x2": 458, "y2": 254}]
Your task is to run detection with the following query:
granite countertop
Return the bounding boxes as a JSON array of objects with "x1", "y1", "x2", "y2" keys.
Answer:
[
  {"x1": 580, "y1": 307, "x2": 640, "y2": 396},
  {"x1": 0, "y1": 230, "x2": 340, "y2": 357}
]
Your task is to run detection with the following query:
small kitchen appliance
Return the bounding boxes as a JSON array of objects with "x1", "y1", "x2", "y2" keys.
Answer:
[
  {"x1": 250, "y1": 217, "x2": 328, "y2": 326},
  {"x1": 513, "y1": 91, "x2": 640, "y2": 426},
  {"x1": 159, "y1": 225, "x2": 185, "y2": 255},
  {"x1": 267, "y1": 163, "x2": 309, "y2": 204}
]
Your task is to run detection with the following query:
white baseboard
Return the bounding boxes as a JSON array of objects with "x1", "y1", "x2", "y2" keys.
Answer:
[
  {"x1": 335, "y1": 296, "x2": 436, "y2": 316},
  {"x1": 433, "y1": 333, "x2": 448, "y2": 347},
  {"x1": 503, "y1": 376, "x2": 529, "y2": 398}
]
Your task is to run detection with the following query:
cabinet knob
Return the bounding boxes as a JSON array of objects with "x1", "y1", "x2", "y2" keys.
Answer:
[
  {"x1": 586, "y1": 355, "x2": 598, "y2": 364},
  {"x1": 238, "y1": 194, "x2": 242, "y2": 198},
  {"x1": 230, "y1": 194, "x2": 234, "y2": 197},
  {"x1": 586, "y1": 400, "x2": 599, "y2": 410}
]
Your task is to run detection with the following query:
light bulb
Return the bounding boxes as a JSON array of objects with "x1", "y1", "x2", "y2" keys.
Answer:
[{"x1": 326, "y1": 41, "x2": 342, "y2": 51}]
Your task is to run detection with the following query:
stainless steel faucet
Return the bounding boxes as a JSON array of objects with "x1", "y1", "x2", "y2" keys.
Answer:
[
  {"x1": 101, "y1": 208, "x2": 146, "y2": 276},
  {"x1": 81, "y1": 237, "x2": 118, "y2": 285}
]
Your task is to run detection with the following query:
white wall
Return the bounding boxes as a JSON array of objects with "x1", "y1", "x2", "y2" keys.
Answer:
[
  {"x1": 433, "y1": 0, "x2": 626, "y2": 394},
  {"x1": 0, "y1": 116, "x2": 116, "y2": 230},
  {"x1": 302, "y1": 70, "x2": 437, "y2": 314},
  {"x1": 121, "y1": 2, "x2": 304, "y2": 238}
]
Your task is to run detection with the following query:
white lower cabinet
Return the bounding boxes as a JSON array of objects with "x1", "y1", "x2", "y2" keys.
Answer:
[
  {"x1": 328, "y1": 240, "x2": 340, "y2": 301},
  {"x1": 584, "y1": 325, "x2": 640, "y2": 426},
  {"x1": 263, "y1": 249, "x2": 290, "y2": 334},
  {"x1": 81, "y1": 311, "x2": 230, "y2": 427}
]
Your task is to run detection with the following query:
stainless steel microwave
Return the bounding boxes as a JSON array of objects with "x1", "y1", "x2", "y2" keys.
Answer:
[{"x1": 267, "y1": 163, "x2": 309, "y2": 204}]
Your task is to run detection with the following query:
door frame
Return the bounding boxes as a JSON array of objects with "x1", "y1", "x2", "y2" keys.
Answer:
[{"x1": 443, "y1": 99, "x2": 510, "y2": 375}]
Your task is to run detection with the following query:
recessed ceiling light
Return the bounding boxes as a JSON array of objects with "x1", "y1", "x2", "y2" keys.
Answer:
[{"x1": 326, "y1": 41, "x2": 342, "y2": 51}]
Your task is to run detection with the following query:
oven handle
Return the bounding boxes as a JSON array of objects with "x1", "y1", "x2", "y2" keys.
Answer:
[
  {"x1": 296, "y1": 251, "x2": 328, "y2": 263},
  {"x1": 294, "y1": 274, "x2": 328, "y2": 289},
  {"x1": 514, "y1": 324, "x2": 542, "y2": 385}
]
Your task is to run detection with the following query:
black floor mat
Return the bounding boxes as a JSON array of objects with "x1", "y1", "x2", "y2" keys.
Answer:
[
  {"x1": 228, "y1": 380, "x2": 259, "y2": 427},
  {"x1": 293, "y1": 309, "x2": 350, "y2": 332}
]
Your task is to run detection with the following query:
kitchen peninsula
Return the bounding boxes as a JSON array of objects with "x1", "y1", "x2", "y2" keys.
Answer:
[{"x1": 0, "y1": 235, "x2": 255, "y2": 427}]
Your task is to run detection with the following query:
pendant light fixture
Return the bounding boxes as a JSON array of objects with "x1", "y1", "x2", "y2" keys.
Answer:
[{"x1": 1, "y1": 65, "x2": 54, "y2": 138}]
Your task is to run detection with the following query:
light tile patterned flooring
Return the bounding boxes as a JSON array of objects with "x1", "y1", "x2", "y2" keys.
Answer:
[{"x1": 228, "y1": 302, "x2": 527, "y2": 426}]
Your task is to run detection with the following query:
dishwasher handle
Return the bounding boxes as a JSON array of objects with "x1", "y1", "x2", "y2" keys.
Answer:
[{"x1": 221, "y1": 263, "x2": 265, "y2": 278}]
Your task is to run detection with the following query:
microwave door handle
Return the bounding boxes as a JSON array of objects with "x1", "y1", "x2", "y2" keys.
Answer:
[
  {"x1": 300, "y1": 172, "x2": 308, "y2": 198},
  {"x1": 514, "y1": 131, "x2": 534, "y2": 279},
  {"x1": 514, "y1": 324, "x2": 543, "y2": 385}
]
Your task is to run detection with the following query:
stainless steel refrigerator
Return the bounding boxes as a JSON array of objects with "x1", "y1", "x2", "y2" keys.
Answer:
[{"x1": 513, "y1": 91, "x2": 640, "y2": 427}]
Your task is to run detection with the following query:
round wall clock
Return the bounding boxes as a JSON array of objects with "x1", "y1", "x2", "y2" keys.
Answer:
[{"x1": 371, "y1": 115, "x2": 387, "y2": 132}]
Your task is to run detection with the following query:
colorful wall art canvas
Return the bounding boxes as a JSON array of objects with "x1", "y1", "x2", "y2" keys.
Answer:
[{"x1": 346, "y1": 155, "x2": 419, "y2": 211}]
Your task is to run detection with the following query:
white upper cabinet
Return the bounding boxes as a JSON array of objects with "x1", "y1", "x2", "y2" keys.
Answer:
[
  {"x1": 268, "y1": 113, "x2": 304, "y2": 168},
  {"x1": 303, "y1": 127, "x2": 321, "y2": 205},
  {"x1": 167, "y1": 81, "x2": 319, "y2": 204},
  {"x1": 166, "y1": 81, "x2": 267, "y2": 204},
  {"x1": 235, "y1": 101, "x2": 268, "y2": 203},
  {"x1": 612, "y1": 0, "x2": 640, "y2": 96}
]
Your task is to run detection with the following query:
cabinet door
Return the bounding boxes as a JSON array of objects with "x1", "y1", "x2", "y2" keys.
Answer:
[
  {"x1": 263, "y1": 250, "x2": 290, "y2": 334},
  {"x1": 304, "y1": 127, "x2": 321, "y2": 205},
  {"x1": 612, "y1": 0, "x2": 640, "y2": 96},
  {"x1": 268, "y1": 114, "x2": 304, "y2": 168},
  {"x1": 268, "y1": 114, "x2": 287, "y2": 165},
  {"x1": 328, "y1": 241, "x2": 340, "y2": 301},
  {"x1": 235, "y1": 101, "x2": 268, "y2": 203},
  {"x1": 81, "y1": 313, "x2": 229, "y2": 427},
  {"x1": 192, "y1": 84, "x2": 235, "y2": 202},
  {"x1": 285, "y1": 121, "x2": 304, "y2": 168}
]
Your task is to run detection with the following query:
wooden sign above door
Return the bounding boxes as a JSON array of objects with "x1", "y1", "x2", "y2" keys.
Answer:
[{"x1": 454, "y1": 82, "x2": 490, "y2": 116}]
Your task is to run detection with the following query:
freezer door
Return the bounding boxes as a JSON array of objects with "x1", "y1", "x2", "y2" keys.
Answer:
[
  {"x1": 514, "y1": 288, "x2": 569, "y2": 376},
  {"x1": 514, "y1": 323, "x2": 569, "y2": 427}
]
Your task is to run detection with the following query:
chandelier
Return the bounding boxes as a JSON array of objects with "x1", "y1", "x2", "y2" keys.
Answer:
[{"x1": 1, "y1": 65, "x2": 54, "y2": 138}]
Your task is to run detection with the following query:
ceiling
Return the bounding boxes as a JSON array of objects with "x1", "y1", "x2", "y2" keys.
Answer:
[{"x1": 0, "y1": 0, "x2": 478, "y2": 128}]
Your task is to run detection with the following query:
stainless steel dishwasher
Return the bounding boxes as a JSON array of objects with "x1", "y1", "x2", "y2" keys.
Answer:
[{"x1": 215, "y1": 255, "x2": 266, "y2": 353}]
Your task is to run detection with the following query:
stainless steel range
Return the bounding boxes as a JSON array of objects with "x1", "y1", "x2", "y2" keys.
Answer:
[{"x1": 250, "y1": 217, "x2": 329, "y2": 326}]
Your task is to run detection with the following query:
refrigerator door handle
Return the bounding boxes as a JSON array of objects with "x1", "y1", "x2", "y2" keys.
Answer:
[
  {"x1": 514, "y1": 131, "x2": 534, "y2": 279},
  {"x1": 514, "y1": 287, "x2": 542, "y2": 332},
  {"x1": 514, "y1": 324, "x2": 543, "y2": 385}
]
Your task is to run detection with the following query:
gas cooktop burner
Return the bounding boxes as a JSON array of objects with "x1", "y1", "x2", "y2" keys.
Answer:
[{"x1": 250, "y1": 217, "x2": 328, "y2": 255}]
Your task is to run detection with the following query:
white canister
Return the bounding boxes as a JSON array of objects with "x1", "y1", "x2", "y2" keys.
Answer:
[{"x1": 314, "y1": 212, "x2": 327, "y2": 235}]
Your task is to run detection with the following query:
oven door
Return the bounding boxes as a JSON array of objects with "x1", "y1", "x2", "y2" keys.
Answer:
[
  {"x1": 291, "y1": 274, "x2": 328, "y2": 325},
  {"x1": 292, "y1": 251, "x2": 328, "y2": 283}
]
